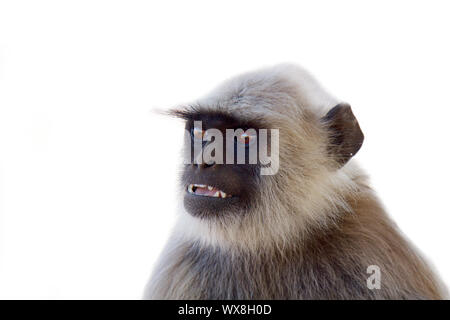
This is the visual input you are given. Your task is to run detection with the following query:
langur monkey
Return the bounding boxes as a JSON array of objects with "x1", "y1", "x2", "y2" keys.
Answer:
[{"x1": 144, "y1": 64, "x2": 446, "y2": 299}]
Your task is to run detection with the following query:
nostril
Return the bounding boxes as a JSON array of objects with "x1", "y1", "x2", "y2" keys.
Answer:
[
  {"x1": 200, "y1": 162, "x2": 215, "y2": 169},
  {"x1": 192, "y1": 161, "x2": 215, "y2": 169}
]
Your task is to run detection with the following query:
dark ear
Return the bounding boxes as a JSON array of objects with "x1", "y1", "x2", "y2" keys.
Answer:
[{"x1": 321, "y1": 103, "x2": 364, "y2": 166}]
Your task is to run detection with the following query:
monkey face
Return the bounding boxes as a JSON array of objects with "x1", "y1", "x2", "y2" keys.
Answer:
[
  {"x1": 179, "y1": 111, "x2": 265, "y2": 219},
  {"x1": 168, "y1": 65, "x2": 364, "y2": 221}
]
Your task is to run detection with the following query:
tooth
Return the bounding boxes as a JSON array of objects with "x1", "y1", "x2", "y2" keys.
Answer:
[
  {"x1": 214, "y1": 191, "x2": 219, "y2": 197},
  {"x1": 220, "y1": 191, "x2": 226, "y2": 198},
  {"x1": 188, "y1": 184, "x2": 194, "y2": 193},
  {"x1": 208, "y1": 186, "x2": 213, "y2": 191}
]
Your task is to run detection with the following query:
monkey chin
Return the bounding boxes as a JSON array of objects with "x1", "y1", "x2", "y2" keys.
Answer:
[{"x1": 183, "y1": 188, "x2": 243, "y2": 219}]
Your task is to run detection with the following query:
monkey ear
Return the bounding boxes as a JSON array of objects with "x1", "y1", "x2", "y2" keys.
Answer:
[{"x1": 321, "y1": 103, "x2": 364, "y2": 166}]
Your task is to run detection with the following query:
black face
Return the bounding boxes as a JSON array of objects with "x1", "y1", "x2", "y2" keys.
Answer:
[{"x1": 179, "y1": 111, "x2": 265, "y2": 219}]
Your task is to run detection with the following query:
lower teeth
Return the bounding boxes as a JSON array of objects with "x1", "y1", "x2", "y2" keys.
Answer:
[{"x1": 188, "y1": 184, "x2": 229, "y2": 198}]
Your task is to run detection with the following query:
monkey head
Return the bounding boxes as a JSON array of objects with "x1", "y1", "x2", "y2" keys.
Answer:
[{"x1": 169, "y1": 64, "x2": 364, "y2": 245}]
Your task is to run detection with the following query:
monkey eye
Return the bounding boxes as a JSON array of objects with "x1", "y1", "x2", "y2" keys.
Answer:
[
  {"x1": 237, "y1": 131, "x2": 257, "y2": 146},
  {"x1": 191, "y1": 126, "x2": 205, "y2": 141}
]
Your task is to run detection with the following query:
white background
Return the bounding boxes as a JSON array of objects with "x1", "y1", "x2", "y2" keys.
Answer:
[{"x1": 1, "y1": 0, "x2": 449, "y2": 299}]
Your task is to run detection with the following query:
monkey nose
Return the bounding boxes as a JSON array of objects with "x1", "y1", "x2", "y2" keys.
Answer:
[
  {"x1": 193, "y1": 161, "x2": 216, "y2": 169},
  {"x1": 193, "y1": 151, "x2": 216, "y2": 169}
]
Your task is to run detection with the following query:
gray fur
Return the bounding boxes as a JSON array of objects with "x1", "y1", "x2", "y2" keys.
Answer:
[{"x1": 144, "y1": 64, "x2": 446, "y2": 300}]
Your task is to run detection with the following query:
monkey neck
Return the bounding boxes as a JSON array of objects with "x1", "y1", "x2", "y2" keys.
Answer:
[
  {"x1": 152, "y1": 181, "x2": 444, "y2": 300},
  {"x1": 176, "y1": 162, "x2": 371, "y2": 252}
]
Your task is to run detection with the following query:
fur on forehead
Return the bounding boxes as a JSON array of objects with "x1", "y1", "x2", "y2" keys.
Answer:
[
  {"x1": 195, "y1": 63, "x2": 339, "y2": 120},
  {"x1": 169, "y1": 64, "x2": 339, "y2": 126}
]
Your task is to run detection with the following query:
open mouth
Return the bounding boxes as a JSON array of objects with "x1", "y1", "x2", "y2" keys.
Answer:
[{"x1": 187, "y1": 184, "x2": 232, "y2": 198}]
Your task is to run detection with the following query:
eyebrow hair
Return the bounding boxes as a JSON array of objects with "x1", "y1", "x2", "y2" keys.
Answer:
[
  {"x1": 167, "y1": 104, "x2": 271, "y2": 131},
  {"x1": 168, "y1": 104, "x2": 237, "y2": 123},
  {"x1": 166, "y1": 104, "x2": 204, "y2": 120}
]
